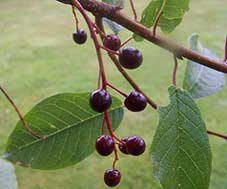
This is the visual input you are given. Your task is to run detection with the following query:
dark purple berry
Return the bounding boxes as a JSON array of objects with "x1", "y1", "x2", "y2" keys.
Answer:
[
  {"x1": 103, "y1": 34, "x2": 121, "y2": 51},
  {"x1": 72, "y1": 29, "x2": 87, "y2": 44},
  {"x1": 118, "y1": 137, "x2": 129, "y2": 154},
  {"x1": 124, "y1": 91, "x2": 147, "y2": 112},
  {"x1": 119, "y1": 46, "x2": 143, "y2": 69},
  {"x1": 104, "y1": 169, "x2": 121, "y2": 187},
  {"x1": 96, "y1": 135, "x2": 115, "y2": 156},
  {"x1": 126, "y1": 136, "x2": 146, "y2": 156},
  {"x1": 90, "y1": 89, "x2": 112, "y2": 112}
]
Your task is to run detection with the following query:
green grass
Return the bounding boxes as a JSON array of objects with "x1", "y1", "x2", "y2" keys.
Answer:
[{"x1": 0, "y1": 0, "x2": 227, "y2": 188}]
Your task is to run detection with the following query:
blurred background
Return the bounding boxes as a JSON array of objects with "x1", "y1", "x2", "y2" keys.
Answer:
[{"x1": 0, "y1": 0, "x2": 226, "y2": 188}]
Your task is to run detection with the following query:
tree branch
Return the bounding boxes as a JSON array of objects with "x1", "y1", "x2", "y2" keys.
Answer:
[{"x1": 56, "y1": 0, "x2": 227, "y2": 73}]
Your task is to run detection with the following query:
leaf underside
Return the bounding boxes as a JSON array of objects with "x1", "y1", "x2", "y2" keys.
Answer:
[
  {"x1": 134, "y1": 0, "x2": 190, "y2": 41},
  {"x1": 102, "y1": 0, "x2": 124, "y2": 34},
  {"x1": 0, "y1": 159, "x2": 17, "y2": 189},
  {"x1": 5, "y1": 93, "x2": 124, "y2": 170},
  {"x1": 183, "y1": 33, "x2": 226, "y2": 99},
  {"x1": 151, "y1": 86, "x2": 212, "y2": 189}
]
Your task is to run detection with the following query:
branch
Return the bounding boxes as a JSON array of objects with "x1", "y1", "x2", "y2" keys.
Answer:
[
  {"x1": 58, "y1": 0, "x2": 227, "y2": 140},
  {"x1": 56, "y1": 0, "x2": 227, "y2": 73}
]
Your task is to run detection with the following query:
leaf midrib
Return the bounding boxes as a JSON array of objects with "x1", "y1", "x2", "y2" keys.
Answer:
[
  {"x1": 9, "y1": 105, "x2": 122, "y2": 152},
  {"x1": 174, "y1": 89, "x2": 204, "y2": 187}
]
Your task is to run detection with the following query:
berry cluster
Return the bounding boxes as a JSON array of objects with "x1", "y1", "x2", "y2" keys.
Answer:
[
  {"x1": 103, "y1": 34, "x2": 143, "y2": 70},
  {"x1": 72, "y1": 24, "x2": 147, "y2": 187},
  {"x1": 90, "y1": 88, "x2": 146, "y2": 187}
]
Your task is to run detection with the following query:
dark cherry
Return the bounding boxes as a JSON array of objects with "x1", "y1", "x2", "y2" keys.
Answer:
[
  {"x1": 118, "y1": 137, "x2": 129, "y2": 154},
  {"x1": 96, "y1": 135, "x2": 115, "y2": 156},
  {"x1": 119, "y1": 46, "x2": 143, "y2": 69},
  {"x1": 124, "y1": 91, "x2": 147, "y2": 112},
  {"x1": 72, "y1": 29, "x2": 87, "y2": 44},
  {"x1": 103, "y1": 34, "x2": 121, "y2": 51},
  {"x1": 126, "y1": 136, "x2": 146, "y2": 156},
  {"x1": 104, "y1": 169, "x2": 121, "y2": 187},
  {"x1": 90, "y1": 89, "x2": 112, "y2": 112}
]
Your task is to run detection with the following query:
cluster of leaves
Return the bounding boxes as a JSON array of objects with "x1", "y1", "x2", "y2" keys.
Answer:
[{"x1": 1, "y1": 0, "x2": 226, "y2": 189}]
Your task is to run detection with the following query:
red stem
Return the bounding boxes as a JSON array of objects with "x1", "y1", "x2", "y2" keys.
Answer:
[
  {"x1": 97, "y1": 70, "x2": 101, "y2": 89},
  {"x1": 101, "y1": 115, "x2": 105, "y2": 134},
  {"x1": 104, "y1": 111, "x2": 120, "y2": 169},
  {"x1": 72, "y1": 0, "x2": 107, "y2": 89},
  {"x1": 0, "y1": 85, "x2": 41, "y2": 139},
  {"x1": 92, "y1": 22, "x2": 106, "y2": 38},
  {"x1": 129, "y1": 0, "x2": 137, "y2": 20},
  {"x1": 104, "y1": 111, "x2": 122, "y2": 143},
  {"x1": 107, "y1": 83, "x2": 128, "y2": 98},
  {"x1": 100, "y1": 45, "x2": 120, "y2": 56}
]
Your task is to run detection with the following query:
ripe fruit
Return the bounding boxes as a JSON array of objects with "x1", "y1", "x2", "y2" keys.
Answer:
[
  {"x1": 104, "y1": 169, "x2": 121, "y2": 187},
  {"x1": 126, "y1": 136, "x2": 146, "y2": 156},
  {"x1": 118, "y1": 137, "x2": 129, "y2": 154},
  {"x1": 103, "y1": 34, "x2": 121, "y2": 51},
  {"x1": 72, "y1": 29, "x2": 87, "y2": 44},
  {"x1": 119, "y1": 46, "x2": 143, "y2": 69},
  {"x1": 96, "y1": 135, "x2": 115, "y2": 156},
  {"x1": 124, "y1": 91, "x2": 147, "y2": 112},
  {"x1": 90, "y1": 89, "x2": 112, "y2": 112}
]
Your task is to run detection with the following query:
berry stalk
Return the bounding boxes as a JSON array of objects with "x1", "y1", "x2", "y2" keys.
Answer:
[
  {"x1": 104, "y1": 111, "x2": 120, "y2": 169},
  {"x1": 107, "y1": 83, "x2": 128, "y2": 98},
  {"x1": 72, "y1": 0, "x2": 107, "y2": 89},
  {"x1": 71, "y1": 5, "x2": 80, "y2": 31}
]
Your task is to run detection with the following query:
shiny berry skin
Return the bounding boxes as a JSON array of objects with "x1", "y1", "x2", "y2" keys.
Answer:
[
  {"x1": 118, "y1": 137, "x2": 129, "y2": 154},
  {"x1": 96, "y1": 135, "x2": 115, "y2": 156},
  {"x1": 126, "y1": 136, "x2": 146, "y2": 156},
  {"x1": 104, "y1": 169, "x2": 121, "y2": 187},
  {"x1": 72, "y1": 29, "x2": 87, "y2": 44},
  {"x1": 119, "y1": 46, "x2": 143, "y2": 69},
  {"x1": 90, "y1": 89, "x2": 112, "y2": 112},
  {"x1": 124, "y1": 91, "x2": 147, "y2": 112},
  {"x1": 103, "y1": 34, "x2": 121, "y2": 51}
]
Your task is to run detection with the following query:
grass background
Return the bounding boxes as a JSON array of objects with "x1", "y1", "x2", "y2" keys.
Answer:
[{"x1": 0, "y1": 0, "x2": 226, "y2": 188}]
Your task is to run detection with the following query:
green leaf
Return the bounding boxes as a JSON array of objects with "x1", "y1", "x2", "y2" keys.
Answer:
[
  {"x1": 151, "y1": 86, "x2": 212, "y2": 189},
  {"x1": 0, "y1": 159, "x2": 17, "y2": 189},
  {"x1": 134, "y1": 0, "x2": 190, "y2": 41},
  {"x1": 5, "y1": 93, "x2": 124, "y2": 170},
  {"x1": 183, "y1": 33, "x2": 225, "y2": 99}
]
